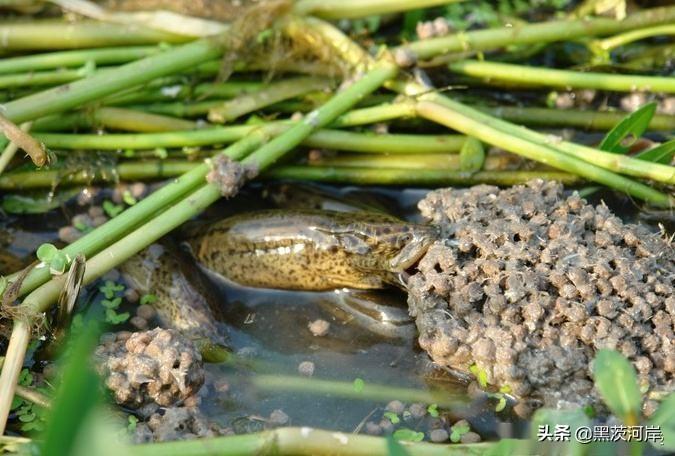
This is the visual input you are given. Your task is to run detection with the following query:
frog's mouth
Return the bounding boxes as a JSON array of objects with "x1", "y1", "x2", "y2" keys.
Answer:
[{"x1": 388, "y1": 231, "x2": 437, "y2": 272}]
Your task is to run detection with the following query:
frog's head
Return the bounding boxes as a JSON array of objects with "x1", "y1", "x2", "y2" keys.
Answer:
[{"x1": 383, "y1": 224, "x2": 440, "y2": 272}]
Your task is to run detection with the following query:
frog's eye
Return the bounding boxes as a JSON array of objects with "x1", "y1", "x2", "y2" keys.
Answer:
[{"x1": 399, "y1": 233, "x2": 412, "y2": 243}]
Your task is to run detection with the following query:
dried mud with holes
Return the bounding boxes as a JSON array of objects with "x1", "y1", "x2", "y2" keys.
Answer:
[{"x1": 407, "y1": 180, "x2": 674, "y2": 413}]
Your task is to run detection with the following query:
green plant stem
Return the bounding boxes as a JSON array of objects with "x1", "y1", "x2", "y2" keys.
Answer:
[
  {"x1": 0, "y1": 46, "x2": 160, "y2": 74},
  {"x1": 422, "y1": 93, "x2": 675, "y2": 185},
  {"x1": 0, "y1": 68, "x2": 86, "y2": 89},
  {"x1": 253, "y1": 374, "x2": 464, "y2": 407},
  {"x1": 396, "y1": 5, "x2": 675, "y2": 61},
  {"x1": 0, "y1": 320, "x2": 30, "y2": 434},
  {"x1": 131, "y1": 427, "x2": 499, "y2": 456},
  {"x1": 2, "y1": 38, "x2": 227, "y2": 124},
  {"x1": 596, "y1": 24, "x2": 675, "y2": 51},
  {"x1": 293, "y1": 0, "x2": 459, "y2": 19},
  {"x1": 415, "y1": 99, "x2": 673, "y2": 206},
  {"x1": 483, "y1": 106, "x2": 675, "y2": 131},
  {"x1": 34, "y1": 127, "x2": 457, "y2": 154},
  {"x1": 0, "y1": 160, "x2": 197, "y2": 189},
  {"x1": 449, "y1": 59, "x2": 675, "y2": 93},
  {"x1": 0, "y1": 21, "x2": 187, "y2": 50},
  {"x1": 265, "y1": 165, "x2": 581, "y2": 186},
  {"x1": 15, "y1": 385, "x2": 51, "y2": 409},
  {"x1": 34, "y1": 107, "x2": 198, "y2": 133},
  {"x1": 310, "y1": 153, "x2": 520, "y2": 170},
  {"x1": 208, "y1": 77, "x2": 331, "y2": 123}
]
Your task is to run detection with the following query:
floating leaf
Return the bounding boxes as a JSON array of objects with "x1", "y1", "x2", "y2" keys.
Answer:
[
  {"x1": 36, "y1": 244, "x2": 58, "y2": 263},
  {"x1": 102, "y1": 200, "x2": 123, "y2": 218},
  {"x1": 140, "y1": 294, "x2": 158, "y2": 306},
  {"x1": 592, "y1": 349, "x2": 641, "y2": 425},
  {"x1": 599, "y1": 102, "x2": 656, "y2": 154},
  {"x1": 384, "y1": 411, "x2": 400, "y2": 424},
  {"x1": 49, "y1": 251, "x2": 68, "y2": 275},
  {"x1": 648, "y1": 392, "x2": 675, "y2": 451},
  {"x1": 427, "y1": 404, "x2": 439, "y2": 418},
  {"x1": 495, "y1": 395, "x2": 507, "y2": 412},
  {"x1": 392, "y1": 428, "x2": 424, "y2": 442},
  {"x1": 635, "y1": 139, "x2": 675, "y2": 164},
  {"x1": 122, "y1": 190, "x2": 137, "y2": 206},
  {"x1": 127, "y1": 415, "x2": 138, "y2": 433},
  {"x1": 450, "y1": 421, "x2": 470, "y2": 443}
]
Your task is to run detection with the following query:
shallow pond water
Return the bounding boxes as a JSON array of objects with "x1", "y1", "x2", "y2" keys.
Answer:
[{"x1": 0, "y1": 181, "x2": 671, "y2": 441}]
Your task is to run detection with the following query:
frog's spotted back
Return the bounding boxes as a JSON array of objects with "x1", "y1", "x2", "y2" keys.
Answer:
[{"x1": 185, "y1": 209, "x2": 439, "y2": 291}]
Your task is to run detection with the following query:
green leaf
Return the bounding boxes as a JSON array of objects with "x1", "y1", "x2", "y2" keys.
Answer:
[
  {"x1": 102, "y1": 200, "x2": 123, "y2": 218},
  {"x1": 2, "y1": 188, "x2": 81, "y2": 214},
  {"x1": 140, "y1": 294, "x2": 158, "y2": 306},
  {"x1": 469, "y1": 364, "x2": 488, "y2": 388},
  {"x1": 36, "y1": 243, "x2": 58, "y2": 262},
  {"x1": 635, "y1": 139, "x2": 675, "y2": 164},
  {"x1": 495, "y1": 395, "x2": 507, "y2": 412},
  {"x1": 101, "y1": 297, "x2": 122, "y2": 309},
  {"x1": 599, "y1": 102, "x2": 657, "y2": 153},
  {"x1": 353, "y1": 378, "x2": 365, "y2": 393},
  {"x1": 383, "y1": 411, "x2": 400, "y2": 424},
  {"x1": 49, "y1": 251, "x2": 68, "y2": 275},
  {"x1": 122, "y1": 190, "x2": 137, "y2": 206},
  {"x1": 392, "y1": 428, "x2": 424, "y2": 442},
  {"x1": 127, "y1": 415, "x2": 138, "y2": 432},
  {"x1": 427, "y1": 403, "x2": 439, "y2": 418},
  {"x1": 18, "y1": 412, "x2": 36, "y2": 423},
  {"x1": 450, "y1": 421, "x2": 470, "y2": 443},
  {"x1": 18, "y1": 369, "x2": 33, "y2": 386},
  {"x1": 459, "y1": 137, "x2": 485, "y2": 172},
  {"x1": 592, "y1": 349, "x2": 641, "y2": 425},
  {"x1": 648, "y1": 393, "x2": 675, "y2": 450},
  {"x1": 386, "y1": 435, "x2": 411, "y2": 456}
]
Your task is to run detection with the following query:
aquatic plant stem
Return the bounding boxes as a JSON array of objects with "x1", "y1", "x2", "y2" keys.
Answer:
[
  {"x1": 0, "y1": 320, "x2": 30, "y2": 434},
  {"x1": 449, "y1": 60, "x2": 675, "y2": 93},
  {"x1": 293, "y1": 0, "x2": 460, "y2": 19},
  {"x1": 595, "y1": 24, "x2": 675, "y2": 51},
  {"x1": 1, "y1": 38, "x2": 227, "y2": 124},
  {"x1": 33, "y1": 128, "x2": 463, "y2": 154},
  {"x1": 266, "y1": 165, "x2": 581, "y2": 186},
  {"x1": 131, "y1": 427, "x2": 502, "y2": 456},
  {"x1": 208, "y1": 77, "x2": 331, "y2": 123},
  {"x1": 0, "y1": 46, "x2": 160, "y2": 74},
  {"x1": 395, "y1": 5, "x2": 675, "y2": 61},
  {"x1": 0, "y1": 21, "x2": 187, "y2": 50},
  {"x1": 482, "y1": 106, "x2": 675, "y2": 131},
  {"x1": 0, "y1": 122, "x2": 32, "y2": 176},
  {"x1": 415, "y1": 99, "x2": 673, "y2": 206}
]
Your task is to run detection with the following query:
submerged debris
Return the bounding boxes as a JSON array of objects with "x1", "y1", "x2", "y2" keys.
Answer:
[
  {"x1": 133, "y1": 406, "x2": 230, "y2": 443},
  {"x1": 408, "y1": 180, "x2": 674, "y2": 412},
  {"x1": 95, "y1": 328, "x2": 204, "y2": 408}
]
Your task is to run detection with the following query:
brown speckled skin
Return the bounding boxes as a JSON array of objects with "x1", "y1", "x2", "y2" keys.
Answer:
[{"x1": 186, "y1": 209, "x2": 439, "y2": 291}]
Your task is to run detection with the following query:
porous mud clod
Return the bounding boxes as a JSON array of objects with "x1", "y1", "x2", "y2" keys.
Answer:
[
  {"x1": 206, "y1": 154, "x2": 258, "y2": 198},
  {"x1": 95, "y1": 328, "x2": 204, "y2": 408},
  {"x1": 408, "y1": 180, "x2": 674, "y2": 411}
]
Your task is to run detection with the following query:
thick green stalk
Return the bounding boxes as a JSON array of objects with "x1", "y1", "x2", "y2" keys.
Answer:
[
  {"x1": 34, "y1": 127, "x2": 454, "y2": 154},
  {"x1": 424, "y1": 93, "x2": 675, "y2": 185},
  {"x1": 105, "y1": 81, "x2": 264, "y2": 106},
  {"x1": 266, "y1": 165, "x2": 581, "y2": 186},
  {"x1": 293, "y1": 0, "x2": 460, "y2": 19},
  {"x1": 0, "y1": 46, "x2": 160, "y2": 74},
  {"x1": 208, "y1": 77, "x2": 331, "y2": 123},
  {"x1": 0, "y1": 21, "x2": 187, "y2": 50},
  {"x1": 483, "y1": 106, "x2": 675, "y2": 131},
  {"x1": 396, "y1": 6, "x2": 675, "y2": 61},
  {"x1": 2, "y1": 38, "x2": 227, "y2": 124},
  {"x1": 415, "y1": 100, "x2": 673, "y2": 206},
  {"x1": 131, "y1": 427, "x2": 501, "y2": 456},
  {"x1": 596, "y1": 24, "x2": 675, "y2": 51},
  {"x1": 449, "y1": 59, "x2": 675, "y2": 93}
]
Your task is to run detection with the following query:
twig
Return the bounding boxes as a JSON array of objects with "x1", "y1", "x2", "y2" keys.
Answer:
[
  {"x1": 0, "y1": 122, "x2": 32, "y2": 175},
  {"x1": 0, "y1": 116, "x2": 45, "y2": 166}
]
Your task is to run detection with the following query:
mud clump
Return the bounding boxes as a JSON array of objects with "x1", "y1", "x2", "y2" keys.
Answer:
[
  {"x1": 133, "y1": 406, "x2": 230, "y2": 443},
  {"x1": 206, "y1": 154, "x2": 258, "y2": 198},
  {"x1": 408, "y1": 180, "x2": 674, "y2": 412},
  {"x1": 95, "y1": 328, "x2": 204, "y2": 408}
]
